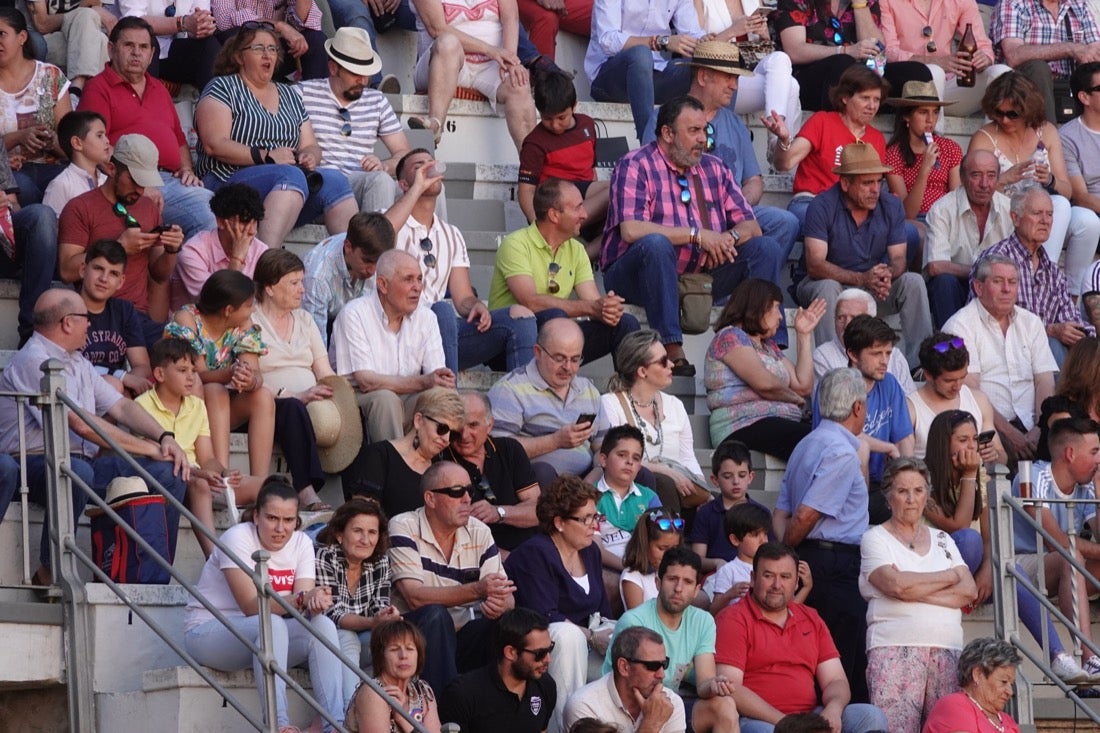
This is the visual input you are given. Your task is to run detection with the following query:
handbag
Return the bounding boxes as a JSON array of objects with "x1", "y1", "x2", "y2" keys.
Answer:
[
  {"x1": 1054, "y1": 17, "x2": 1080, "y2": 123},
  {"x1": 677, "y1": 173, "x2": 715, "y2": 334},
  {"x1": 593, "y1": 118, "x2": 630, "y2": 169},
  {"x1": 735, "y1": 39, "x2": 775, "y2": 71}
]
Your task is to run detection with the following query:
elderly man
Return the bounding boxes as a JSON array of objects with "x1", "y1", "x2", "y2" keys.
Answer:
[
  {"x1": 812, "y1": 289, "x2": 915, "y2": 392},
  {"x1": 388, "y1": 460, "x2": 516, "y2": 691},
  {"x1": 331, "y1": 248, "x2": 455, "y2": 442},
  {"x1": 303, "y1": 211, "x2": 395, "y2": 345},
  {"x1": 296, "y1": 28, "x2": 411, "y2": 213},
  {"x1": 715, "y1": 542, "x2": 889, "y2": 733},
  {"x1": 775, "y1": 368, "x2": 872, "y2": 703},
  {"x1": 386, "y1": 149, "x2": 537, "y2": 373},
  {"x1": 798, "y1": 142, "x2": 933, "y2": 366},
  {"x1": 565, "y1": 626, "x2": 688, "y2": 733},
  {"x1": 944, "y1": 255, "x2": 1057, "y2": 463},
  {"x1": 438, "y1": 391, "x2": 540, "y2": 552},
  {"x1": 80, "y1": 16, "x2": 216, "y2": 239},
  {"x1": 602, "y1": 96, "x2": 787, "y2": 376},
  {"x1": 924, "y1": 150, "x2": 1014, "y2": 327},
  {"x1": 973, "y1": 185, "x2": 1093, "y2": 364},
  {"x1": 488, "y1": 318, "x2": 602, "y2": 487},
  {"x1": 491, "y1": 178, "x2": 640, "y2": 365},
  {"x1": 0, "y1": 289, "x2": 188, "y2": 587}
]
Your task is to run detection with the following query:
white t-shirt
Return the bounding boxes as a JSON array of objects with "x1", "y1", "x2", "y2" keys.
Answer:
[
  {"x1": 702, "y1": 556, "x2": 752, "y2": 604},
  {"x1": 858, "y1": 524, "x2": 967, "y2": 651},
  {"x1": 184, "y1": 522, "x2": 316, "y2": 631},
  {"x1": 596, "y1": 391, "x2": 703, "y2": 478},
  {"x1": 619, "y1": 569, "x2": 658, "y2": 608}
]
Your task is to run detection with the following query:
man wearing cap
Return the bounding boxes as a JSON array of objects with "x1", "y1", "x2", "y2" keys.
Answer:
[
  {"x1": 296, "y1": 27, "x2": 412, "y2": 215},
  {"x1": 57, "y1": 133, "x2": 185, "y2": 346},
  {"x1": 602, "y1": 95, "x2": 787, "y2": 376},
  {"x1": 80, "y1": 16, "x2": 217, "y2": 240},
  {"x1": 797, "y1": 142, "x2": 933, "y2": 366},
  {"x1": 642, "y1": 42, "x2": 799, "y2": 276}
]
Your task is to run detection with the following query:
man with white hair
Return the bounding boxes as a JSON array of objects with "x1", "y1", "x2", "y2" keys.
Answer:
[{"x1": 812, "y1": 288, "x2": 915, "y2": 393}]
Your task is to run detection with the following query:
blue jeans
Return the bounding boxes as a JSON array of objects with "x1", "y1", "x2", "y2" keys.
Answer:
[
  {"x1": 14, "y1": 162, "x2": 65, "y2": 207},
  {"x1": 603, "y1": 232, "x2": 786, "y2": 346},
  {"x1": 24, "y1": 453, "x2": 96, "y2": 567},
  {"x1": 927, "y1": 273, "x2": 968, "y2": 329},
  {"x1": 160, "y1": 172, "x2": 216, "y2": 240},
  {"x1": 206, "y1": 165, "x2": 354, "y2": 227},
  {"x1": 755, "y1": 205, "x2": 799, "y2": 264},
  {"x1": 431, "y1": 301, "x2": 537, "y2": 373},
  {"x1": 0, "y1": 203, "x2": 59, "y2": 344},
  {"x1": 337, "y1": 627, "x2": 373, "y2": 702},
  {"x1": 739, "y1": 704, "x2": 889, "y2": 733},
  {"x1": 403, "y1": 604, "x2": 495, "y2": 692},
  {"x1": 589, "y1": 45, "x2": 692, "y2": 142},
  {"x1": 0, "y1": 453, "x2": 20, "y2": 523},
  {"x1": 787, "y1": 195, "x2": 812, "y2": 236},
  {"x1": 535, "y1": 308, "x2": 641, "y2": 364},
  {"x1": 325, "y1": 0, "x2": 417, "y2": 87}
]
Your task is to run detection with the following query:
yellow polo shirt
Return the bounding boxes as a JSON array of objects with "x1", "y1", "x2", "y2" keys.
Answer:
[{"x1": 135, "y1": 388, "x2": 211, "y2": 466}]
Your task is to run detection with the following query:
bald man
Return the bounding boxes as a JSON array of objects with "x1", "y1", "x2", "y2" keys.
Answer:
[{"x1": 0, "y1": 288, "x2": 188, "y2": 585}]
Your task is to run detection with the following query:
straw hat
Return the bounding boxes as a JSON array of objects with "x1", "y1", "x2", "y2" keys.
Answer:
[
  {"x1": 832, "y1": 142, "x2": 893, "y2": 176},
  {"x1": 306, "y1": 375, "x2": 364, "y2": 473},
  {"x1": 324, "y1": 27, "x2": 383, "y2": 77},
  {"x1": 105, "y1": 476, "x2": 150, "y2": 505},
  {"x1": 886, "y1": 80, "x2": 955, "y2": 108},
  {"x1": 689, "y1": 40, "x2": 754, "y2": 78}
]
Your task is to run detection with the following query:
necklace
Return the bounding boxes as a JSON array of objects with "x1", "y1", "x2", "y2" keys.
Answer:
[
  {"x1": 627, "y1": 391, "x2": 663, "y2": 447},
  {"x1": 965, "y1": 691, "x2": 1005, "y2": 733},
  {"x1": 888, "y1": 520, "x2": 921, "y2": 549}
]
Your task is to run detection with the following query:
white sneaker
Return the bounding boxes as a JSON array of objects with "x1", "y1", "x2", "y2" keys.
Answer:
[
  {"x1": 1083, "y1": 655, "x2": 1100, "y2": 683},
  {"x1": 1052, "y1": 653, "x2": 1090, "y2": 684}
]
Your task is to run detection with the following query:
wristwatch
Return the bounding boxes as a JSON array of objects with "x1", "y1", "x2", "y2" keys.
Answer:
[
  {"x1": 658, "y1": 35, "x2": 671, "y2": 51},
  {"x1": 496, "y1": 505, "x2": 507, "y2": 522},
  {"x1": 730, "y1": 228, "x2": 742, "y2": 244}
]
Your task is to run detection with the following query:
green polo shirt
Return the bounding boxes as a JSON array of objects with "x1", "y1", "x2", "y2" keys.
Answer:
[{"x1": 488, "y1": 223, "x2": 594, "y2": 309}]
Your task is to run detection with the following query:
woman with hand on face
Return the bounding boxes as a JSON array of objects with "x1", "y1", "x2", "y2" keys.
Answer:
[{"x1": 345, "y1": 619, "x2": 442, "y2": 733}]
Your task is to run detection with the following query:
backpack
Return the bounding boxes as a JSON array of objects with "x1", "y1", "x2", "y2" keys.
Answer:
[{"x1": 90, "y1": 494, "x2": 172, "y2": 584}]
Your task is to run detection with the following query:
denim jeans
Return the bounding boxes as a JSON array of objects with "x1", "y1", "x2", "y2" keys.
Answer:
[
  {"x1": 14, "y1": 162, "x2": 66, "y2": 207},
  {"x1": 207, "y1": 165, "x2": 354, "y2": 227},
  {"x1": 337, "y1": 627, "x2": 373, "y2": 703},
  {"x1": 24, "y1": 453, "x2": 96, "y2": 567},
  {"x1": 738, "y1": 704, "x2": 888, "y2": 733},
  {"x1": 927, "y1": 273, "x2": 968, "y2": 329},
  {"x1": 430, "y1": 301, "x2": 537, "y2": 372},
  {"x1": 0, "y1": 453, "x2": 17, "y2": 522},
  {"x1": 589, "y1": 45, "x2": 693, "y2": 142},
  {"x1": 325, "y1": 0, "x2": 417, "y2": 87},
  {"x1": 534, "y1": 308, "x2": 641, "y2": 364},
  {"x1": 0, "y1": 203, "x2": 60, "y2": 344},
  {"x1": 160, "y1": 172, "x2": 216, "y2": 240},
  {"x1": 402, "y1": 604, "x2": 495, "y2": 692}
]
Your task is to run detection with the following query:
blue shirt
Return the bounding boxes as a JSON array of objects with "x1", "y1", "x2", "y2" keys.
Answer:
[
  {"x1": 777, "y1": 419, "x2": 869, "y2": 545},
  {"x1": 687, "y1": 495, "x2": 773, "y2": 562},
  {"x1": 812, "y1": 373, "x2": 913, "y2": 482},
  {"x1": 803, "y1": 183, "x2": 907, "y2": 273},
  {"x1": 1012, "y1": 461, "x2": 1097, "y2": 554},
  {"x1": 641, "y1": 107, "x2": 761, "y2": 185}
]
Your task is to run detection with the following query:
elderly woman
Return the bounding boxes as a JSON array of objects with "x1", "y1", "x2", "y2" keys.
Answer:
[
  {"x1": 923, "y1": 637, "x2": 1022, "y2": 733},
  {"x1": 705, "y1": 279, "x2": 824, "y2": 460},
  {"x1": 315, "y1": 498, "x2": 399, "y2": 703},
  {"x1": 194, "y1": 24, "x2": 357, "y2": 248},
  {"x1": 504, "y1": 475, "x2": 613, "y2": 733},
  {"x1": 341, "y1": 387, "x2": 465, "y2": 518},
  {"x1": 969, "y1": 72, "x2": 1100, "y2": 298},
  {"x1": 859, "y1": 458, "x2": 977, "y2": 733}
]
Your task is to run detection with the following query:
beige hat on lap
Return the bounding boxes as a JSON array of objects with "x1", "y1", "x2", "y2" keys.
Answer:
[{"x1": 307, "y1": 375, "x2": 364, "y2": 473}]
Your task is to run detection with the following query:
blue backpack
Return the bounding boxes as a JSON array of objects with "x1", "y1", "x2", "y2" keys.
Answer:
[{"x1": 90, "y1": 494, "x2": 172, "y2": 584}]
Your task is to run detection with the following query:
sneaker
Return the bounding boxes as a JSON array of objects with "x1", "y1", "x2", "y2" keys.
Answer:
[
  {"x1": 1052, "y1": 652, "x2": 1091, "y2": 684},
  {"x1": 1084, "y1": 655, "x2": 1100, "y2": 683}
]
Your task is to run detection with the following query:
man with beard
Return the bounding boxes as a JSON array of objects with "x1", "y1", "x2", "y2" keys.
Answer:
[
  {"x1": 297, "y1": 27, "x2": 411, "y2": 213},
  {"x1": 603, "y1": 546, "x2": 739, "y2": 733},
  {"x1": 600, "y1": 95, "x2": 785, "y2": 377},
  {"x1": 439, "y1": 607, "x2": 557, "y2": 733}
]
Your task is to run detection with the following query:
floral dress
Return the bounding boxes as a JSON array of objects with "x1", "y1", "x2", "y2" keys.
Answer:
[
  {"x1": 0, "y1": 61, "x2": 69, "y2": 164},
  {"x1": 163, "y1": 304, "x2": 267, "y2": 369}
]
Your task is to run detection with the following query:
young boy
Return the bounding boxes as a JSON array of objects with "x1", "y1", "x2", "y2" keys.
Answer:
[
  {"x1": 79, "y1": 239, "x2": 152, "y2": 396},
  {"x1": 595, "y1": 424, "x2": 662, "y2": 569},
  {"x1": 136, "y1": 337, "x2": 263, "y2": 558},
  {"x1": 43, "y1": 110, "x2": 110, "y2": 217},
  {"x1": 688, "y1": 441, "x2": 771, "y2": 572},
  {"x1": 517, "y1": 71, "x2": 609, "y2": 255}
]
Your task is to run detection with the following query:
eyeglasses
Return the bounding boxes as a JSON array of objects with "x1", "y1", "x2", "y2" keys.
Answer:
[
  {"x1": 676, "y1": 175, "x2": 691, "y2": 205},
  {"x1": 932, "y1": 336, "x2": 965, "y2": 353},
  {"x1": 626, "y1": 657, "x2": 671, "y2": 672},
  {"x1": 245, "y1": 44, "x2": 280, "y2": 55},
  {"x1": 829, "y1": 16, "x2": 843, "y2": 46},
  {"x1": 542, "y1": 349, "x2": 582, "y2": 366},
  {"x1": 430, "y1": 483, "x2": 475, "y2": 498},
  {"x1": 112, "y1": 201, "x2": 140, "y2": 229},
  {"x1": 422, "y1": 414, "x2": 461, "y2": 442},
  {"x1": 991, "y1": 108, "x2": 1021, "y2": 120},
  {"x1": 519, "y1": 642, "x2": 556, "y2": 661},
  {"x1": 645, "y1": 355, "x2": 672, "y2": 368},
  {"x1": 922, "y1": 25, "x2": 936, "y2": 54},
  {"x1": 241, "y1": 20, "x2": 276, "y2": 31},
  {"x1": 566, "y1": 512, "x2": 604, "y2": 527},
  {"x1": 1086, "y1": 86, "x2": 1100, "y2": 94},
  {"x1": 548, "y1": 261, "x2": 561, "y2": 294},
  {"x1": 705, "y1": 122, "x2": 715, "y2": 153},
  {"x1": 60, "y1": 312, "x2": 91, "y2": 323},
  {"x1": 647, "y1": 510, "x2": 685, "y2": 532},
  {"x1": 419, "y1": 237, "x2": 437, "y2": 269},
  {"x1": 337, "y1": 107, "x2": 352, "y2": 137}
]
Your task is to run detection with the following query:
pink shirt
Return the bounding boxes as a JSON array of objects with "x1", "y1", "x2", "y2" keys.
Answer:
[
  {"x1": 170, "y1": 229, "x2": 269, "y2": 310},
  {"x1": 879, "y1": 0, "x2": 993, "y2": 64}
]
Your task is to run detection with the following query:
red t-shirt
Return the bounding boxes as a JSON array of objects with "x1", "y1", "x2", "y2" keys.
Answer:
[
  {"x1": 884, "y1": 135, "x2": 963, "y2": 215},
  {"x1": 714, "y1": 595, "x2": 840, "y2": 715},
  {"x1": 792, "y1": 111, "x2": 887, "y2": 196},
  {"x1": 59, "y1": 189, "x2": 161, "y2": 313},
  {"x1": 518, "y1": 113, "x2": 597, "y2": 185}
]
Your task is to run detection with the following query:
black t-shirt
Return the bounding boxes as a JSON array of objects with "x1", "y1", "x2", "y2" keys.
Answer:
[
  {"x1": 439, "y1": 663, "x2": 556, "y2": 733},
  {"x1": 342, "y1": 439, "x2": 426, "y2": 516},
  {"x1": 82, "y1": 297, "x2": 144, "y2": 372}
]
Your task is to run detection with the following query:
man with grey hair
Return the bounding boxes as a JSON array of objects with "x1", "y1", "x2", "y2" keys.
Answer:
[
  {"x1": 565, "y1": 625, "x2": 687, "y2": 733},
  {"x1": 945, "y1": 255, "x2": 1057, "y2": 462},
  {"x1": 811, "y1": 288, "x2": 915, "y2": 392},
  {"x1": 331, "y1": 248, "x2": 456, "y2": 442},
  {"x1": 972, "y1": 185, "x2": 1092, "y2": 364},
  {"x1": 775, "y1": 368, "x2": 873, "y2": 703}
]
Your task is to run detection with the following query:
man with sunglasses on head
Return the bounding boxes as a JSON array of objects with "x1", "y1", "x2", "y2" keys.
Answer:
[
  {"x1": 491, "y1": 178, "x2": 640, "y2": 365},
  {"x1": 58, "y1": 133, "x2": 184, "y2": 347},
  {"x1": 565, "y1": 625, "x2": 687, "y2": 733},
  {"x1": 440, "y1": 607, "x2": 557, "y2": 733},
  {"x1": 388, "y1": 460, "x2": 515, "y2": 692},
  {"x1": 603, "y1": 547, "x2": 739, "y2": 733}
]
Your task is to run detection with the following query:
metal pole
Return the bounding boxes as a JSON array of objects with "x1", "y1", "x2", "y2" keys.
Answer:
[
  {"x1": 17, "y1": 397, "x2": 30, "y2": 584},
  {"x1": 253, "y1": 550, "x2": 280, "y2": 733}
]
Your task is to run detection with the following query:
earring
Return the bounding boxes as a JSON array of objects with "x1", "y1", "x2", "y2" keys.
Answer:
[{"x1": 412, "y1": 433, "x2": 420, "y2": 450}]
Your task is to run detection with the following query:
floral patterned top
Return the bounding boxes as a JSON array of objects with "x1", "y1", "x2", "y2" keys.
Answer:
[
  {"x1": 704, "y1": 326, "x2": 800, "y2": 445},
  {"x1": 0, "y1": 61, "x2": 69, "y2": 163},
  {"x1": 163, "y1": 304, "x2": 266, "y2": 370},
  {"x1": 774, "y1": 0, "x2": 882, "y2": 51}
]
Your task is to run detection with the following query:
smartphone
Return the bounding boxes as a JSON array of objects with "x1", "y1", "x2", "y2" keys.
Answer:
[
  {"x1": 149, "y1": 225, "x2": 172, "y2": 234},
  {"x1": 576, "y1": 413, "x2": 597, "y2": 425},
  {"x1": 752, "y1": 6, "x2": 771, "y2": 14},
  {"x1": 977, "y1": 430, "x2": 995, "y2": 445}
]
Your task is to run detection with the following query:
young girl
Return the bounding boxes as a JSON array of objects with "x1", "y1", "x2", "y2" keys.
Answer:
[{"x1": 619, "y1": 509, "x2": 684, "y2": 610}]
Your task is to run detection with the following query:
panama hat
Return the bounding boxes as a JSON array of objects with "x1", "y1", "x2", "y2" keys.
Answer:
[
  {"x1": 886, "y1": 80, "x2": 955, "y2": 108},
  {"x1": 832, "y1": 142, "x2": 893, "y2": 175},
  {"x1": 105, "y1": 476, "x2": 150, "y2": 505},
  {"x1": 324, "y1": 27, "x2": 383, "y2": 77},
  {"x1": 689, "y1": 40, "x2": 754, "y2": 78},
  {"x1": 306, "y1": 375, "x2": 364, "y2": 473}
]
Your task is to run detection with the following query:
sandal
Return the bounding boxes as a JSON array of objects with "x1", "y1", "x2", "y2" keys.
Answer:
[
  {"x1": 670, "y1": 358, "x2": 696, "y2": 378},
  {"x1": 302, "y1": 501, "x2": 332, "y2": 512},
  {"x1": 408, "y1": 115, "x2": 443, "y2": 146}
]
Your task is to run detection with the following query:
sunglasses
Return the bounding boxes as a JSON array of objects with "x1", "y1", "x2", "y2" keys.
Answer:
[
  {"x1": 829, "y1": 16, "x2": 843, "y2": 46},
  {"x1": 419, "y1": 237, "x2": 437, "y2": 269},
  {"x1": 932, "y1": 336, "x2": 965, "y2": 353},
  {"x1": 676, "y1": 174, "x2": 691, "y2": 205},
  {"x1": 476, "y1": 473, "x2": 498, "y2": 503},
  {"x1": 520, "y1": 642, "x2": 556, "y2": 661},
  {"x1": 337, "y1": 107, "x2": 352, "y2": 137},
  {"x1": 705, "y1": 122, "x2": 715, "y2": 153},
  {"x1": 422, "y1": 414, "x2": 461, "y2": 442},
  {"x1": 991, "y1": 108, "x2": 1021, "y2": 120},
  {"x1": 627, "y1": 657, "x2": 671, "y2": 672},
  {"x1": 241, "y1": 20, "x2": 277, "y2": 31},
  {"x1": 647, "y1": 510, "x2": 685, "y2": 532},
  {"x1": 430, "y1": 483, "x2": 475, "y2": 498},
  {"x1": 1087, "y1": 86, "x2": 1100, "y2": 94},
  {"x1": 646, "y1": 355, "x2": 672, "y2": 368},
  {"x1": 548, "y1": 261, "x2": 561, "y2": 294},
  {"x1": 922, "y1": 25, "x2": 936, "y2": 54},
  {"x1": 112, "y1": 201, "x2": 141, "y2": 229}
]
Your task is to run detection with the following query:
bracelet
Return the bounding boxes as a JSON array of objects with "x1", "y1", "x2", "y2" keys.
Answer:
[
  {"x1": 960, "y1": 477, "x2": 977, "y2": 483},
  {"x1": 263, "y1": 151, "x2": 275, "y2": 164},
  {"x1": 851, "y1": 1, "x2": 868, "y2": 8},
  {"x1": 296, "y1": 591, "x2": 306, "y2": 610},
  {"x1": 163, "y1": 244, "x2": 181, "y2": 254},
  {"x1": 176, "y1": 14, "x2": 186, "y2": 33},
  {"x1": 690, "y1": 226, "x2": 699, "y2": 246},
  {"x1": 1045, "y1": 177, "x2": 1058, "y2": 194},
  {"x1": 836, "y1": 44, "x2": 844, "y2": 55},
  {"x1": 778, "y1": 137, "x2": 792, "y2": 151},
  {"x1": 250, "y1": 146, "x2": 264, "y2": 165},
  {"x1": 650, "y1": 35, "x2": 658, "y2": 51},
  {"x1": 157, "y1": 431, "x2": 175, "y2": 444}
]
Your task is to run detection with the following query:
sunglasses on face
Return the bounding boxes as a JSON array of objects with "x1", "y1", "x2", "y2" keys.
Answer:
[
  {"x1": 677, "y1": 175, "x2": 691, "y2": 205},
  {"x1": 430, "y1": 483, "x2": 475, "y2": 498},
  {"x1": 112, "y1": 201, "x2": 141, "y2": 229},
  {"x1": 646, "y1": 355, "x2": 672, "y2": 368},
  {"x1": 829, "y1": 16, "x2": 843, "y2": 46},
  {"x1": 422, "y1": 414, "x2": 461, "y2": 442},
  {"x1": 922, "y1": 25, "x2": 936, "y2": 53},
  {"x1": 337, "y1": 107, "x2": 352, "y2": 136},
  {"x1": 991, "y1": 108, "x2": 1021, "y2": 120},
  {"x1": 932, "y1": 336, "x2": 965, "y2": 353},
  {"x1": 627, "y1": 657, "x2": 671, "y2": 672},
  {"x1": 548, "y1": 261, "x2": 561, "y2": 294},
  {"x1": 647, "y1": 510, "x2": 685, "y2": 532},
  {"x1": 520, "y1": 642, "x2": 556, "y2": 661}
]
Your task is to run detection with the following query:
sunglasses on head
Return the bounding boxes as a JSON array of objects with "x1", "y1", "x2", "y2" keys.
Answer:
[
  {"x1": 112, "y1": 201, "x2": 141, "y2": 229},
  {"x1": 992, "y1": 108, "x2": 1021, "y2": 120},
  {"x1": 829, "y1": 16, "x2": 843, "y2": 46},
  {"x1": 430, "y1": 483, "x2": 475, "y2": 498},
  {"x1": 922, "y1": 25, "x2": 936, "y2": 53},
  {"x1": 627, "y1": 657, "x2": 671, "y2": 672},
  {"x1": 241, "y1": 20, "x2": 277, "y2": 31},
  {"x1": 932, "y1": 336, "x2": 965, "y2": 353},
  {"x1": 337, "y1": 107, "x2": 352, "y2": 137},
  {"x1": 419, "y1": 237, "x2": 437, "y2": 269},
  {"x1": 422, "y1": 414, "x2": 461, "y2": 442},
  {"x1": 548, "y1": 261, "x2": 561, "y2": 294},
  {"x1": 520, "y1": 642, "x2": 556, "y2": 661},
  {"x1": 647, "y1": 510, "x2": 684, "y2": 532},
  {"x1": 676, "y1": 175, "x2": 691, "y2": 205}
]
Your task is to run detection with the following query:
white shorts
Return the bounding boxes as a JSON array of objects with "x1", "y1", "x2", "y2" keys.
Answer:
[{"x1": 414, "y1": 45, "x2": 502, "y2": 112}]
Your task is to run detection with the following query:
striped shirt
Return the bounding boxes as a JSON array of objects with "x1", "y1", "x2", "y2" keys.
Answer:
[
  {"x1": 387, "y1": 507, "x2": 503, "y2": 627},
  {"x1": 315, "y1": 543, "x2": 391, "y2": 627},
  {"x1": 302, "y1": 233, "x2": 375, "y2": 346},
  {"x1": 991, "y1": 0, "x2": 1099, "y2": 78},
  {"x1": 297, "y1": 80, "x2": 402, "y2": 177},
  {"x1": 211, "y1": 0, "x2": 322, "y2": 31},
  {"x1": 395, "y1": 214, "x2": 470, "y2": 304},
  {"x1": 195, "y1": 74, "x2": 309, "y2": 183}
]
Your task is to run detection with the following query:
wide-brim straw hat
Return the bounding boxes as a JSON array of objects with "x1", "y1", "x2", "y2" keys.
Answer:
[
  {"x1": 324, "y1": 27, "x2": 384, "y2": 77},
  {"x1": 886, "y1": 80, "x2": 955, "y2": 108},
  {"x1": 832, "y1": 142, "x2": 894, "y2": 175},
  {"x1": 307, "y1": 375, "x2": 364, "y2": 473},
  {"x1": 689, "y1": 40, "x2": 754, "y2": 77}
]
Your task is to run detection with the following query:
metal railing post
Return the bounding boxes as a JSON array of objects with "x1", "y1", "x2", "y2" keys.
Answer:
[
  {"x1": 38, "y1": 358, "x2": 95, "y2": 732},
  {"x1": 253, "y1": 550, "x2": 280, "y2": 733}
]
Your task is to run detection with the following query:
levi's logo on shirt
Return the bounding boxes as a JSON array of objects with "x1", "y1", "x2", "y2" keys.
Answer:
[{"x1": 269, "y1": 568, "x2": 295, "y2": 593}]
